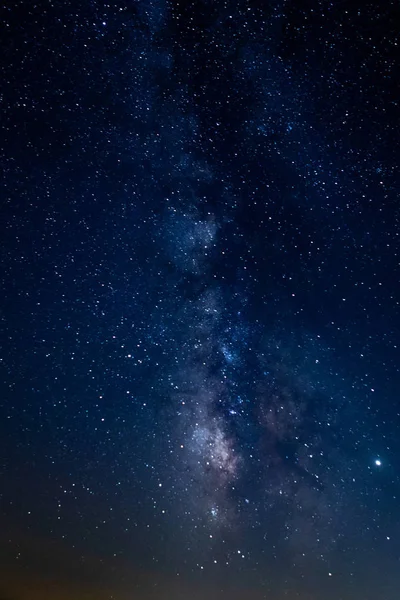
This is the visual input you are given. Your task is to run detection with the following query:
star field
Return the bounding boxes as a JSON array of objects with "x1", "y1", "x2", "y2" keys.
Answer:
[{"x1": 0, "y1": 1, "x2": 399, "y2": 599}]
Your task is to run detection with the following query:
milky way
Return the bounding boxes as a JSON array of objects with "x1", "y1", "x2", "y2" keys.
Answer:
[
  {"x1": 159, "y1": 185, "x2": 352, "y2": 560},
  {"x1": 1, "y1": 1, "x2": 398, "y2": 599}
]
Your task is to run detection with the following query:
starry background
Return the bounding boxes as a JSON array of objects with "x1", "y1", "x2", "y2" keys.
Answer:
[{"x1": 0, "y1": 0, "x2": 399, "y2": 599}]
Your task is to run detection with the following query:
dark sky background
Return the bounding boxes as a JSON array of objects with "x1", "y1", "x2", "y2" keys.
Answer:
[{"x1": 0, "y1": 0, "x2": 399, "y2": 599}]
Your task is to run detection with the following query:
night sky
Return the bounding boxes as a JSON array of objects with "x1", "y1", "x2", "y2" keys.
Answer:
[{"x1": 1, "y1": 1, "x2": 399, "y2": 599}]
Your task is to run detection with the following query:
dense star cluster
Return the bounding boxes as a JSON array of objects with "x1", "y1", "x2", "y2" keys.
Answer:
[{"x1": 0, "y1": 1, "x2": 399, "y2": 599}]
